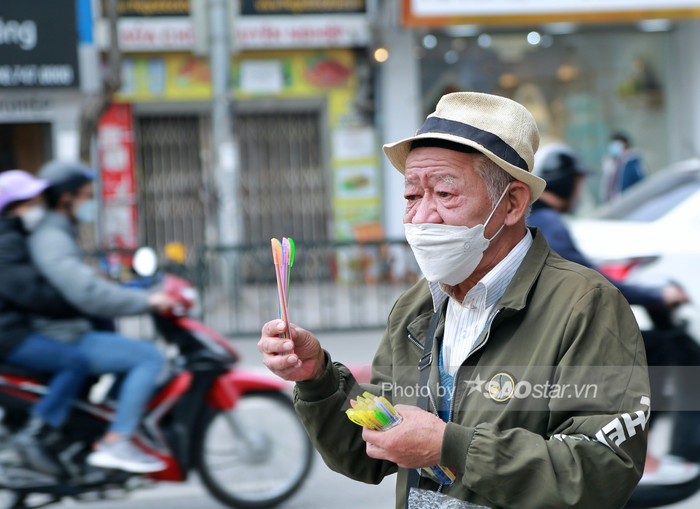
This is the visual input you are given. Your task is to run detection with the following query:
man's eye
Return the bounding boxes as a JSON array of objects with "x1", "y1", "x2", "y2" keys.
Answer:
[
  {"x1": 437, "y1": 191, "x2": 452, "y2": 198},
  {"x1": 405, "y1": 194, "x2": 420, "y2": 201}
]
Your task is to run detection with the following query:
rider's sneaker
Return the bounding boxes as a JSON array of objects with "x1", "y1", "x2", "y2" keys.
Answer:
[
  {"x1": 638, "y1": 455, "x2": 700, "y2": 485},
  {"x1": 12, "y1": 416, "x2": 62, "y2": 477},
  {"x1": 87, "y1": 439, "x2": 166, "y2": 473}
]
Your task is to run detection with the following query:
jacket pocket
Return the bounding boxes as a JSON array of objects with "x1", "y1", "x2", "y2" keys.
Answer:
[{"x1": 407, "y1": 330, "x2": 424, "y2": 351}]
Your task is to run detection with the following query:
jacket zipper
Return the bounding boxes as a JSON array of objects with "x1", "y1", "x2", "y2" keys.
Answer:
[
  {"x1": 407, "y1": 330, "x2": 423, "y2": 350},
  {"x1": 448, "y1": 308, "x2": 503, "y2": 423}
]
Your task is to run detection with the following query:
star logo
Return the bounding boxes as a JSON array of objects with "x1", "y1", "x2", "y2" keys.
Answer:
[{"x1": 464, "y1": 373, "x2": 485, "y2": 396}]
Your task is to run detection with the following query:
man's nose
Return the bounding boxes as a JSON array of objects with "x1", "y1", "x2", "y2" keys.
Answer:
[{"x1": 411, "y1": 196, "x2": 440, "y2": 223}]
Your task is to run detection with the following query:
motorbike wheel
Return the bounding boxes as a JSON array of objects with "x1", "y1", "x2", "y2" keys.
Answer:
[{"x1": 195, "y1": 390, "x2": 313, "y2": 509}]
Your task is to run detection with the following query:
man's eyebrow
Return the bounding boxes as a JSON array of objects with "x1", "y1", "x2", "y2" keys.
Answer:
[
  {"x1": 436, "y1": 175, "x2": 457, "y2": 185},
  {"x1": 404, "y1": 175, "x2": 457, "y2": 186}
]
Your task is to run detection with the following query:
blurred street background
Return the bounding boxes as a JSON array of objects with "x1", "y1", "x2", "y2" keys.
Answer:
[
  {"x1": 3, "y1": 0, "x2": 700, "y2": 508},
  {"x1": 1, "y1": 3, "x2": 700, "y2": 340}
]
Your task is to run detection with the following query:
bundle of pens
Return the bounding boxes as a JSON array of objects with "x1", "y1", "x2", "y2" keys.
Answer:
[
  {"x1": 345, "y1": 391, "x2": 457, "y2": 485},
  {"x1": 346, "y1": 391, "x2": 402, "y2": 430},
  {"x1": 270, "y1": 237, "x2": 295, "y2": 340}
]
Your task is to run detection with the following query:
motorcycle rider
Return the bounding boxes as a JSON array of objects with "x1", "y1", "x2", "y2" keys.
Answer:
[
  {"x1": 0, "y1": 170, "x2": 91, "y2": 476},
  {"x1": 28, "y1": 160, "x2": 179, "y2": 474},
  {"x1": 528, "y1": 143, "x2": 700, "y2": 485}
]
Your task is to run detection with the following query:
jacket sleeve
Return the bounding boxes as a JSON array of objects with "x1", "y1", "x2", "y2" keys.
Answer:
[
  {"x1": 441, "y1": 286, "x2": 650, "y2": 509},
  {"x1": 28, "y1": 224, "x2": 151, "y2": 317},
  {"x1": 0, "y1": 237, "x2": 80, "y2": 319},
  {"x1": 294, "y1": 345, "x2": 398, "y2": 484}
]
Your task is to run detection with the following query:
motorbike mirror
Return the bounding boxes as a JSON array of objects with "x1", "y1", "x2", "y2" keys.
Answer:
[{"x1": 132, "y1": 247, "x2": 158, "y2": 277}]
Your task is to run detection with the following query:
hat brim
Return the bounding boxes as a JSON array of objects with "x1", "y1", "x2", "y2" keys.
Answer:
[
  {"x1": 9, "y1": 180, "x2": 49, "y2": 202},
  {"x1": 0, "y1": 179, "x2": 48, "y2": 213},
  {"x1": 383, "y1": 132, "x2": 546, "y2": 204}
]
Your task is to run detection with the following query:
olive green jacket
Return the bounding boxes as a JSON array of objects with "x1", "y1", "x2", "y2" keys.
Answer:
[{"x1": 294, "y1": 229, "x2": 649, "y2": 509}]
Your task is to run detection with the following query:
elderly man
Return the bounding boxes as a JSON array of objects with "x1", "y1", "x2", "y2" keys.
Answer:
[{"x1": 259, "y1": 92, "x2": 650, "y2": 509}]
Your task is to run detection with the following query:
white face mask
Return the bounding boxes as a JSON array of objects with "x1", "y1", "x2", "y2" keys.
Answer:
[
  {"x1": 20, "y1": 205, "x2": 46, "y2": 232},
  {"x1": 404, "y1": 183, "x2": 510, "y2": 285}
]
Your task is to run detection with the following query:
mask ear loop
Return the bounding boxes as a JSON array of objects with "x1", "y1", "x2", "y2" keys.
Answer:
[{"x1": 484, "y1": 182, "x2": 511, "y2": 242}]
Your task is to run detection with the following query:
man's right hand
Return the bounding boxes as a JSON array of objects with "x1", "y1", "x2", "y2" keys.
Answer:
[{"x1": 258, "y1": 320, "x2": 325, "y2": 382}]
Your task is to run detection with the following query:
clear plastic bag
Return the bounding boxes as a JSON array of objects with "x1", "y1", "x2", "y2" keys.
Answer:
[{"x1": 408, "y1": 488, "x2": 490, "y2": 509}]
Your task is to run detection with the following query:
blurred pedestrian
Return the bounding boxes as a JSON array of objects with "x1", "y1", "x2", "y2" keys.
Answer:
[{"x1": 600, "y1": 132, "x2": 646, "y2": 203}]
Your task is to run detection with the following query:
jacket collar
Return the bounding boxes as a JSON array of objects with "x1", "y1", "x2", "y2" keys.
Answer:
[{"x1": 494, "y1": 226, "x2": 549, "y2": 314}]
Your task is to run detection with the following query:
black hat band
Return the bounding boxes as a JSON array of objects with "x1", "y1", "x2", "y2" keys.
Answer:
[{"x1": 417, "y1": 116, "x2": 529, "y2": 172}]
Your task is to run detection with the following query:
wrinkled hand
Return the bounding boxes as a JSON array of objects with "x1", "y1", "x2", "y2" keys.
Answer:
[
  {"x1": 147, "y1": 291, "x2": 179, "y2": 313},
  {"x1": 362, "y1": 404, "x2": 446, "y2": 469},
  {"x1": 258, "y1": 320, "x2": 325, "y2": 382},
  {"x1": 661, "y1": 284, "x2": 690, "y2": 308}
]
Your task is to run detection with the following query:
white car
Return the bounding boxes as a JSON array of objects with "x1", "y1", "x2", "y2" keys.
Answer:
[{"x1": 567, "y1": 158, "x2": 700, "y2": 338}]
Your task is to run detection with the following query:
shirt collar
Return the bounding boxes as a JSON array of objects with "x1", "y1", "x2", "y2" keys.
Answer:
[{"x1": 428, "y1": 229, "x2": 533, "y2": 311}]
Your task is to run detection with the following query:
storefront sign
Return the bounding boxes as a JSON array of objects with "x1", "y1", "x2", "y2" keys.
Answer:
[
  {"x1": 0, "y1": 0, "x2": 79, "y2": 88},
  {"x1": 105, "y1": 0, "x2": 190, "y2": 17},
  {"x1": 241, "y1": 0, "x2": 365, "y2": 15},
  {"x1": 405, "y1": 0, "x2": 700, "y2": 26},
  {"x1": 117, "y1": 54, "x2": 211, "y2": 101},
  {"x1": 116, "y1": 49, "x2": 357, "y2": 101},
  {"x1": 98, "y1": 103, "x2": 138, "y2": 250},
  {"x1": 0, "y1": 96, "x2": 53, "y2": 121},
  {"x1": 116, "y1": 17, "x2": 194, "y2": 51},
  {"x1": 97, "y1": 10, "x2": 369, "y2": 51},
  {"x1": 235, "y1": 15, "x2": 370, "y2": 49},
  {"x1": 239, "y1": 60, "x2": 284, "y2": 94}
]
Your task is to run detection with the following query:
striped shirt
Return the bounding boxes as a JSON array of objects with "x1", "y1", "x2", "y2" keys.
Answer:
[{"x1": 429, "y1": 230, "x2": 533, "y2": 375}]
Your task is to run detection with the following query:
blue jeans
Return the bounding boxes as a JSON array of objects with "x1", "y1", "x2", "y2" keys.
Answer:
[
  {"x1": 77, "y1": 331, "x2": 165, "y2": 437},
  {"x1": 6, "y1": 334, "x2": 90, "y2": 428}
]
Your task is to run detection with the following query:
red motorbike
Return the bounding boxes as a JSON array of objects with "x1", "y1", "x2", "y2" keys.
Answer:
[{"x1": 0, "y1": 259, "x2": 313, "y2": 509}]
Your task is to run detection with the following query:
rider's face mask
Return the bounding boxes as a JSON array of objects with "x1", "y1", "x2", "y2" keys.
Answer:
[
  {"x1": 75, "y1": 199, "x2": 97, "y2": 224},
  {"x1": 19, "y1": 205, "x2": 46, "y2": 232},
  {"x1": 404, "y1": 183, "x2": 510, "y2": 286}
]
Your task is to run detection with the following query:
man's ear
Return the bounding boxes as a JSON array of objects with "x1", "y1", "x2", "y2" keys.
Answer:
[{"x1": 503, "y1": 181, "x2": 530, "y2": 226}]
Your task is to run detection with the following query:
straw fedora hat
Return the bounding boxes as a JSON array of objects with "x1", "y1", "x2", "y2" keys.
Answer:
[{"x1": 383, "y1": 92, "x2": 546, "y2": 203}]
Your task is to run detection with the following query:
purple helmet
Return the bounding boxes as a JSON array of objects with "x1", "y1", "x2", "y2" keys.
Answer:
[{"x1": 0, "y1": 170, "x2": 50, "y2": 214}]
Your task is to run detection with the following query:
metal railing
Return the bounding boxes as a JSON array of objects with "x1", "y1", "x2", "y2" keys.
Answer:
[
  {"x1": 195, "y1": 239, "x2": 419, "y2": 336},
  {"x1": 94, "y1": 239, "x2": 421, "y2": 338}
]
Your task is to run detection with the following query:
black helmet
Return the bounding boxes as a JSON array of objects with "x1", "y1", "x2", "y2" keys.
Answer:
[
  {"x1": 532, "y1": 144, "x2": 588, "y2": 200},
  {"x1": 38, "y1": 160, "x2": 95, "y2": 208}
]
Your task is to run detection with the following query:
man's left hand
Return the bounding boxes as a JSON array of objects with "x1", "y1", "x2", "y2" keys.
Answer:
[{"x1": 362, "y1": 404, "x2": 446, "y2": 468}]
